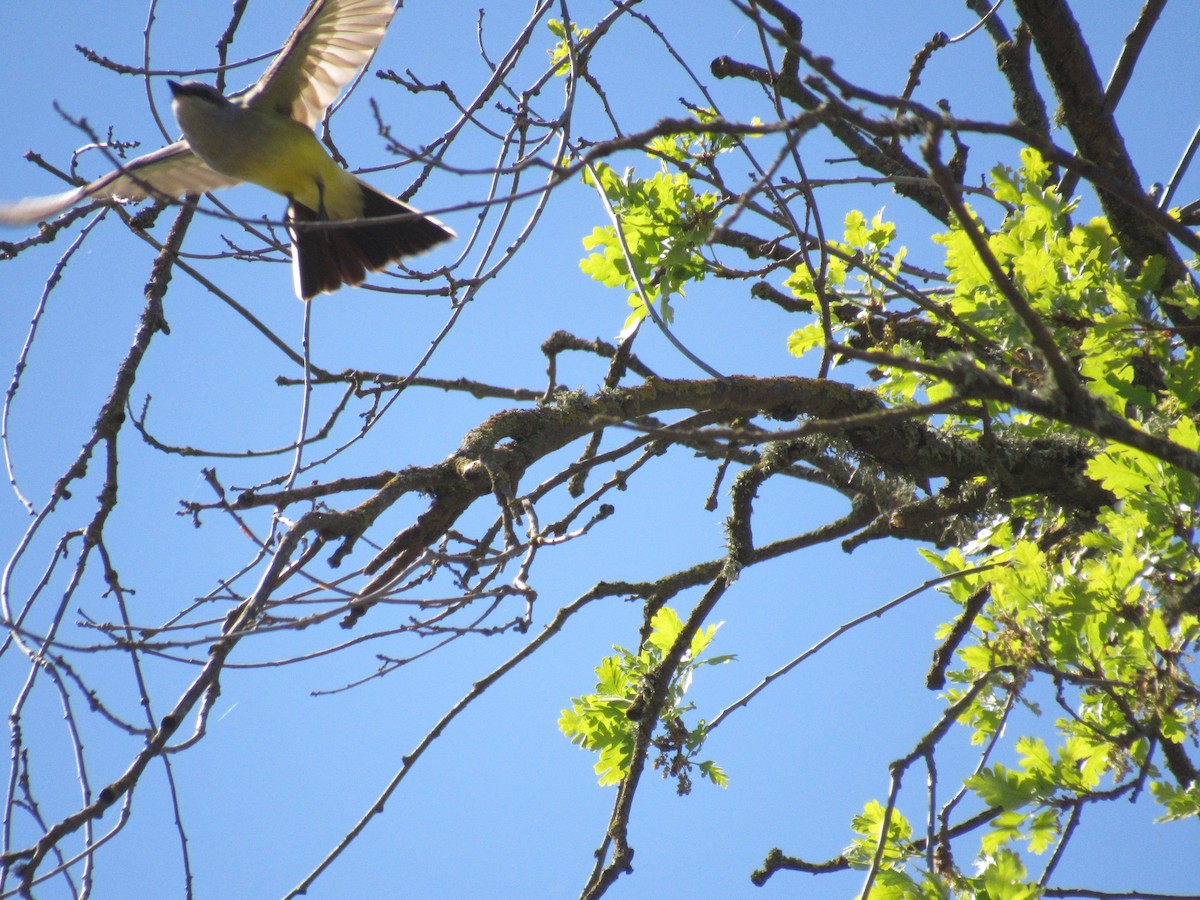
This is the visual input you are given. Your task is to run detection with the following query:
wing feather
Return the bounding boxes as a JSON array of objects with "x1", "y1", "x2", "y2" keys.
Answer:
[
  {"x1": 86, "y1": 142, "x2": 239, "y2": 202},
  {"x1": 0, "y1": 142, "x2": 238, "y2": 226},
  {"x1": 240, "y1": 0, "x2": 396, "y2": 127}
]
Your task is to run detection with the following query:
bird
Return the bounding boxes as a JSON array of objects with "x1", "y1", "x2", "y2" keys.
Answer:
[{"x1": 0, "y1": 0, "x2": 455, "y2": 300}]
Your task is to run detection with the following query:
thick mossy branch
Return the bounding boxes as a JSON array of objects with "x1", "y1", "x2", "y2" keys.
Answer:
[{"x1": 309, "y1": 375, "x2": 1123, "y2": 627}]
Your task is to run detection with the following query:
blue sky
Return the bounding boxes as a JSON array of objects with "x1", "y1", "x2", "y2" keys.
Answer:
[{"x1": 1, "y1": 2, "x2": 1199, "y2": 898}]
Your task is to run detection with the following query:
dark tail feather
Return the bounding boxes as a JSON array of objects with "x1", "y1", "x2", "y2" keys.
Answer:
[{"x1": 288, "y1": 185, "x2": 455, "y2": 300}]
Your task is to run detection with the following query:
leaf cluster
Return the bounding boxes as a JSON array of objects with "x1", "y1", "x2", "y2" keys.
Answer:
[
  {"x1": 580, "y1": 146, "x2": 720, "y2": 334},
  {"x1": 558, "y1": 607, "x2": 733, "y2": 793}
]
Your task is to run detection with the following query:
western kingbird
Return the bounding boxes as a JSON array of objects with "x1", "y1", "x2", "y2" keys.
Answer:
[{"x1": 0, "y1": 0, "x2": 454, "y2": 299}]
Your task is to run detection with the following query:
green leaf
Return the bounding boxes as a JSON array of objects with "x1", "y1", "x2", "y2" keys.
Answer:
[
  {"x1": 547, "y1": 18, "x2": 592, "y2": 76},
  {"x1": 1164, "y1": 349, "x2": 1200, "y2": 408},
  {"x1": 967, "y1": 765, "x2": 1039, "y2": 810},
  {"x1": 787, "y1": 323, "x2": 825, "y2": 358},
  {"x1": 978, "y1": 849, "x2": 1039, "y2": 900},
  {"x1": 847, "y1": 801, "x2": 914, "y2": 869},
  {"x1": 647, "y1": 607, "x2": 684, "y2": 653},
  {"x1": 698, "y1": 760, "x2": 729, "y2": 788},
  {"x1": 1151, "y1": 780, "x2": 1200, "y2": 821},
  {"x1": 861, "y1": 870, "x2": 923, "y2": 900},
  {"x1": 1025, "y1": 808, "x2": 1060, "y2": 854}
]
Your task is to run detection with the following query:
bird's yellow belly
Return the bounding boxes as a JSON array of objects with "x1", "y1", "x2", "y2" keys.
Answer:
[{"x1": 185, "y1": 108, "x2": 356, "y2": 215}]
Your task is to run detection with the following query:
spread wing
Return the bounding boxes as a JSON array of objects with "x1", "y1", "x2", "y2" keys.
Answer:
[
  {"x1": 239, "y1": 0, "x2": 397, "y2": 128},
  {"x1": 0, "y1": 142, "x2": 238, "y2": 226}
]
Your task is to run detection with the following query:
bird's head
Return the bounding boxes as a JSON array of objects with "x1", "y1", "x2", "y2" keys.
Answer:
[{"x1": 167, "y1": 81, "x2": 230, "y2": 111}]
